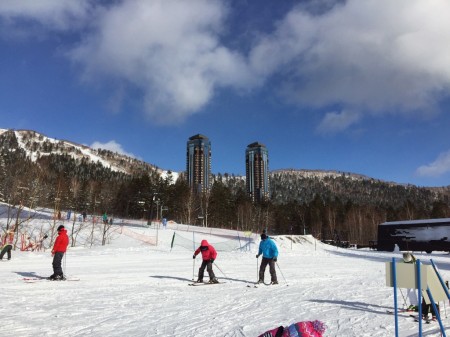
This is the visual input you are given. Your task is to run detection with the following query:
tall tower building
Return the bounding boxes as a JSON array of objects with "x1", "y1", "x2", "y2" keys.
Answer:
[
  {"x1": 246, "y1": 142, "x2": 269, "y2": 202},
  {"x1": 186, "y1": 134, "x2": 211, "y2": 194}
]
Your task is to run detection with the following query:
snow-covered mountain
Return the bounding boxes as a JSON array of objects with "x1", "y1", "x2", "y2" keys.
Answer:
[
  {"x1": 2, "y1": 128, "x2": 449, "y2": 205},
  {"x1": 0, "y1": 128, "x2": 178, "y2": 180},
  {"x1": 0, "y1": 128, "x2": 383, "y2": 185}
]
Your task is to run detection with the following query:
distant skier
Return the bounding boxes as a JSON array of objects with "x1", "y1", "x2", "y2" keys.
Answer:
[
  {"x1": 49, "y1": 225, "x2": 69, "y2": 280},
  {"x1": 0, "y1": 227, "x2": 15, "y2": 260},
  {"x1": 102, "y1": 212, "x2": 108, "y2": 225},
  {"x1": 193, "y1": 239, "x2": 219, "y2": 283},
  {"x1": 256, "y1": 232, "x2": 279, "y2": 284}
]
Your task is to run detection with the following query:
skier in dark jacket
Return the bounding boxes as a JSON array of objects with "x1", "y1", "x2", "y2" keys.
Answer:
[
  {"x1": 256, "y1": 232, "x2": 279, "y2": 284},
  {"x1": 193, "y1": 239, "x2": 218, "y2": 283},
  {"x1": 49, "y1": 225, "x2": 69, "y2": 280}
]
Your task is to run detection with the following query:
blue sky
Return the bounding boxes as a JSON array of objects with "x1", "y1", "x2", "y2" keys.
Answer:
[{"x1": 1, "y1": 0, "x2": 450, "y2": 187}]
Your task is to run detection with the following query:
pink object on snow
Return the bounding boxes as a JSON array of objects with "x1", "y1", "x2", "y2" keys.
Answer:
[{"x1": 258, "y1": 320, "x2": 326, "y2": 337}]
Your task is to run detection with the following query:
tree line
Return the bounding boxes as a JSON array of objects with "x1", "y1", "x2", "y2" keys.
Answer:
[{"x1": 1, "y1": 130, "x2": 450, "y2": 246}]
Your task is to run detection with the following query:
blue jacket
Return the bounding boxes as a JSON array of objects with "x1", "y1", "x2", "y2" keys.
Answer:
[{"x1": 258, "y1": 238, "x2": 278, "y2": 259}]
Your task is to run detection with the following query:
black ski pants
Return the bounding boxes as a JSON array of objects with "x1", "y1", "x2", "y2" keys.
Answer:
[
  {"x1": 52, "y1": 252, "x2": 65, "y2": 276},
  {"x1": 422, "y1": 298, "x2": 440, "y2": 317},
  {"x1": 0, "y1": 244, "x2": 12, "y2": 260},
  {"x1": 198, "y1": 260, "x2": 215, "y2": 281},
  {"x1": 259, "y1": 257, "x2": 277, "y2": 283}
]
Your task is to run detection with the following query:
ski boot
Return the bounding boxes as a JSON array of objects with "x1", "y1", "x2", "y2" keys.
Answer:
[
  {"x1": 271, "y1": 280, "x2": 279, "y2": 285},
  {"x1": 209, "y1": 278, "x2": 219, "y2": 284},
  {"x1": 195, "y1": 279, "x2": 203, "y2": 283},
  {"x1": 55, "y1": 274, "x2": 66, "y2": 281}
]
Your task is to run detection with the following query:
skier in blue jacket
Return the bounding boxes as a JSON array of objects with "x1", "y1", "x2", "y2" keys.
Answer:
[{"x1": 256, "y1": 232, "x2": 279, "y2": 284}]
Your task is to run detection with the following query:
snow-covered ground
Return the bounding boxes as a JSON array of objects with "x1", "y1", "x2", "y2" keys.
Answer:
[{"x1": 1, "y1": 216, "x2": 450, "y2": 336}]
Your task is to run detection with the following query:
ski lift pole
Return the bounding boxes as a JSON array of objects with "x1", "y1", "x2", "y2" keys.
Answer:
[
  {"x1": 426, "y1": 287, "x2": 447, "y2": 337},
  {"x1": 392, "y1": 257, "x2": 399, "y2": 337},
  {"x1": 276, "y1": 261, "x2": 288, "y2": 285},
  {"x1": 416, "y1": 259, "x2": 422, "y2": 337}
]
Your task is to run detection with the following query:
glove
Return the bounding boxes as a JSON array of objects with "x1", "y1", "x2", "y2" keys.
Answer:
[
  {"x1": 210, "y1": 259, "x2": 214, "y2": 263},
  {"x1": 192, "y1": 254, "x2": 196, "y2": 259},
  {"x1": 273, "y1": 258, "x2": 277, "y2": 262},
  {"x1": 256, "y1": 254, "x2": 260, "y2": 258}
]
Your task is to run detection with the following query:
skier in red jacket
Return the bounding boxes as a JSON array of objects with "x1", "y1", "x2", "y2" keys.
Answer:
[
  {"x1": 49, "y1": 225, "x2": 69, "y2": 280},
  {"x1": 0, "y1": 227, "x2": 15, "y2": 260},
  {"x1": 193, "y1": 239, "x2": 218, "y2": 283}
]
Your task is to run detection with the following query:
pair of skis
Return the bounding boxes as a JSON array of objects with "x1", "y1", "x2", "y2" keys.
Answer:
[
  {"x1": 22, "y1": 276, "x2": 80, "y2": 283},
  {"x1": 188, "y1": 281, "x2": 223, "y2": 286},
  {"x1": 247, "y1": 281, "x2": 279, "y2": 288},
  {"x1": 413, "y1": 315, "x2": 437, "y2": 324},
  {"x1": 386, "y1": 310, "x2": 436, "y2": 324}
]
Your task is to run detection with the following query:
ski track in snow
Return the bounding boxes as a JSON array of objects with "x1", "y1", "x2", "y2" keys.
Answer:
[{"x1": 1, "y1": 222, "x2": 449, "y2": 337}]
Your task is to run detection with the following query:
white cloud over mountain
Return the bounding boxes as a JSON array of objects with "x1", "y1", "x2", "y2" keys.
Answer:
[
  {"x1": 416, "y1": 151, "x2": 450, "y2": 178},
  {"x1": 91, "y1": 140, "x2": 138, "y2": 159}
]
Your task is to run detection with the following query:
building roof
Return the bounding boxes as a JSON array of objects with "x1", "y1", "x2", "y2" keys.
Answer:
[
  {"x1": 189, "y1": 134, "x2": 209, "y2": 141},
  {"x1": 247, "y1": 141, "x2": 266, "y2": 148}
]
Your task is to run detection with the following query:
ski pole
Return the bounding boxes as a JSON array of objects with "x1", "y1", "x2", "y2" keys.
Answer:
[
  {"x1": 399, "y1": 288, "x2": 408, "y2": 309},
  {"x1": 257, "y1": 256, "x2": 259, "y2": 282},
  {"x1": 276, "y1": 262, "x2": 288, "y2": 285},
  {"x1": 192, "y1": 257, "x2": 195, "y2": 281},
  {"x1": 213, "y1": 261, "x2": 227, "y2": 277},
  {"x1": 63, "y1": 252, "x2": 67, "y2": 277}
]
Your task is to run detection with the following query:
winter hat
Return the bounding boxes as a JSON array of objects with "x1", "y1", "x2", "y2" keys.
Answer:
[
  {"x1": 403, "y1": 252, "x2": 413, "y2": 263},
  {"x1": 57, "y1": 225, "x2": 65, "y2": 231},
  {"x1": 261, "y1": 233, "x2": 267, "y2": 240},
  {"x1": 290, "y1": 321, "x2": 326, "y2": 337}
]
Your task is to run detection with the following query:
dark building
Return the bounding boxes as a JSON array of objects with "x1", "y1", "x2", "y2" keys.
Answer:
[
  {"x1": 186, "y1": 134, "x2": 211, "y2": 194},
  {"x1": 246, "y1": 142, "x2": 269, "y2": 202}
]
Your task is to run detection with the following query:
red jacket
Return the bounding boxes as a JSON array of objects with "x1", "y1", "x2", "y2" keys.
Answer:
[
  {"x1": 1, "y1": 230, "x2": 14, "y2": 245},
  {"x1": 194, "y1": 240, "x2": 217, "y2": 261},
  {"x1": 53, "y1": 229, "x2": 69, "y2": 253}
]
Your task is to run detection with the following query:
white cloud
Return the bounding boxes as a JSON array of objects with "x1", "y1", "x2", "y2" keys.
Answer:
[
  {"x1": 68, "y1": 0, "x2": 256, "y2": 124},
  {"x1": 3, "y1": 0, "x2": 450, "y2": 126},
  {"x1": 90, "y1": 140, "x2": 137, "y2": 159},
  {"x1": 316, "y1": 110, "x2": 361, "y2": 134},
  {"x1": 416, "y1": 151, "x2": 450, "y2": 177},
  {"x1": 0, "y1": 0, "x2": 92, "y2": 32},
  {"x1": 250, "y1": 0, "x2": 450, "y2": 117}
]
